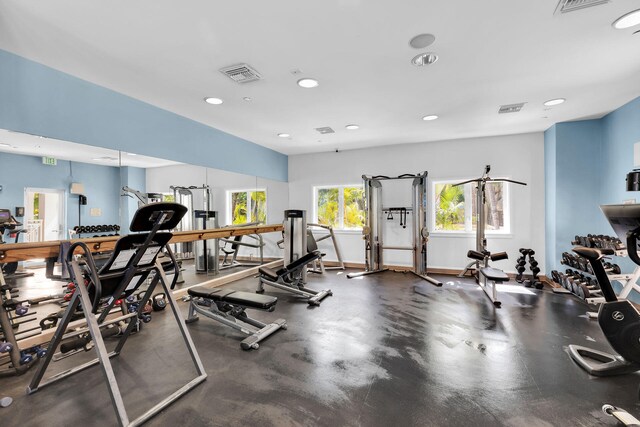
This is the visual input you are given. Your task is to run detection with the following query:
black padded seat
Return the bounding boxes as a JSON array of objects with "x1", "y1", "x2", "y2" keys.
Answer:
[
  {"x1": 188, "y1": 286, "x2": 277, "y2": 310},
  {"x1": 480, "y1": 267, "x2": 509, "y2": 282},
  {"x1": 573, "y1": 246, "x2": 602, "y2": 260},
  {"x1": 259, "y1": 267, "x2": 280, "y2": 282}
]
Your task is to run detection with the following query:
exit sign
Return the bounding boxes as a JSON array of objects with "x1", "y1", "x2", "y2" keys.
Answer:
[{"x1": 42, "y1": 156, "x2": 57, "y2": 166}]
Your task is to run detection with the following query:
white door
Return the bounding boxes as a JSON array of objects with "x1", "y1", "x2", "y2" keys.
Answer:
[{"x1": 24, "y1": 188, "x2": 66, "y2": 242}]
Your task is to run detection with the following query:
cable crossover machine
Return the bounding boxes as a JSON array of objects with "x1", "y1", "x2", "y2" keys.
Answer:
[{"x1": 347, "y1": 172, "x2": 442, "y2": 287}]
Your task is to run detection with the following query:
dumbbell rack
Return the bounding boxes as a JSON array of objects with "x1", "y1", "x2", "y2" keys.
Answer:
[{"x1": 557, "y1": 237, "x2": 640, "y2": 318}]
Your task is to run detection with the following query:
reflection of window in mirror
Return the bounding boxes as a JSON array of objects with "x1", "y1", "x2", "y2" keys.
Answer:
[{"x1": 228, "y1": 189, "x2": 267, "y2": 225}]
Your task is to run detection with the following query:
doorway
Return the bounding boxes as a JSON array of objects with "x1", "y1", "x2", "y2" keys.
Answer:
[{"x1": 24, "y1": 188, "x2": 66, "y2": 242}]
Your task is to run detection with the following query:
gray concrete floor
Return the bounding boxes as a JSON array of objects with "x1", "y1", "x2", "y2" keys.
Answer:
[{"x1": 1, "y1": 268, "x2": 639, "y2": 426}]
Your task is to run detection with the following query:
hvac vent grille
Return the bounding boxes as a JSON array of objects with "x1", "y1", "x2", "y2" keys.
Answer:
[
  {"x1": 315, "y1": 127, "x2": 335, "y2": 134},
  {"x1": 498, "y1": 103, "x2": 526, "y2": 114},
  {"x1": 219, "y1": 63, "x2": 262, "y2": 83},
  {"x1": 555, "y1": 0, "x2": 610, "y2": 14}
]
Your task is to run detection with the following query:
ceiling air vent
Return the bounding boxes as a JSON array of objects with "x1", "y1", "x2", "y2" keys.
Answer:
[
  {"x1": 555, "y1": 0, "x2": 610, "y2": 14},
  {"x1": 315, "y1": 127, "x2": 335, "y2": 134},
  {"x1": 498, "y1": 103, "x2": 526, "y2": 114},
  {"x1": 219, "y1": 63, "x2": 262, "y2": 84}
]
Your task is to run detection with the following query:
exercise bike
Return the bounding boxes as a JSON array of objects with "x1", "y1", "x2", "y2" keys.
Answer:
[
  {"x1": 0, "y1": 209, "x2": 31, "y2": 278},
  {"x1": 568, "y1": 204, "x2": 640, "y2": 376}
]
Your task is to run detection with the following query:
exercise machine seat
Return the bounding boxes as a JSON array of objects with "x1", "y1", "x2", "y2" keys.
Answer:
[
  {"x1": 258, "y1": 267, "x2": 280, "y2": 282},
  {"x1": 573, "y1": 246, "x2": 602, "y2": 260},
  {"x1": 188, "y1": 286, "x2": 277, "y2": 310},
  {"x1": 480, "y1": 267, "x2": 509, "y2": 282}
]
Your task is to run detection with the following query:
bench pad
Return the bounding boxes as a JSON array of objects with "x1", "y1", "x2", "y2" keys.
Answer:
[
  {"x1": 480, "y1": 267, "x2": 509, "y2": 282},
  {"x1": 188, "y1": 286, "x2": 277, "y2": 310},
  {"x1": 259, "y1": 267, "x2": 280, "y2": 282}
]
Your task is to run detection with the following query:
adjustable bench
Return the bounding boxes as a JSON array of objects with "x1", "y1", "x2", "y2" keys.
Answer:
[
  {"x1": 467, "y1": 250, "x2": 510, "y2": 307},
  {"x1": 258, "y1": 250, "x2": 333, "y2": 306},
  {"x1": 186, "y1": 286, "x2": 286, "y2": 350}
]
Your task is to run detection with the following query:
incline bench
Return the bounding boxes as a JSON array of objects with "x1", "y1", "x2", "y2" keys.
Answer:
[
  {"x1": 258, "y1": 250, "x2": 333, "y2": 306},
  {"x1": 186, "y1": 287, "x2": 286, "y2": 350}
]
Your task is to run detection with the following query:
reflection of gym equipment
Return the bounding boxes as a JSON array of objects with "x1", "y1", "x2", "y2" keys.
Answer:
[
  {"x1": 186, "y1": 286, "x2": 286, "y2": 350},
  {"x1": 171, "y1": 185, "x2": 211, "y2": 259},
  {"x1": 218, "y1": 222, "x2": 265, "y2": 271},
  {"x1": 0, "y1": 209, "x2": 33, "y2": 278},
  {"x1": 258, "y1": 210, "x2": 332, "y2": 305},
  {"x1": 454, "y1": 165, "x2": 527, "y2": 306},
  {"x1": 27, "y1": 203, "x2": 206, "y2": 425},
  {"x1": 568, "y1": 204, "x2": 640, "y2": 377},
  {"x1": 121, "y1": 186, "x2": 163, "y2": 207},
  {"x1": 194, "y1": 210, "x2": 219, "y2": 274},
  {"x1": 347, "y1": 172, "x2": 442, "y2": 286}
]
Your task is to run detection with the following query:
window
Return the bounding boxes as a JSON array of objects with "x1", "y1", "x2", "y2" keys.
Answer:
[
  {"x1": 314, "y1": 185, "x2": 365, "y2": 230},
  {"x1": 433, "y1": 179, "x2": 509, "y2": 233},
  {"x1": 228, "y1": 189, "x2": 267, "y2": 225}
]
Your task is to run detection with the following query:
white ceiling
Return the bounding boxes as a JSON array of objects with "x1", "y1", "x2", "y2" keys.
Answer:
[
  {"x1": 0, "y1": 0, "x2": 639, "y2": 156},
  {"x1": 0, "y1": 129, "x2": 180, "y2": 168}
]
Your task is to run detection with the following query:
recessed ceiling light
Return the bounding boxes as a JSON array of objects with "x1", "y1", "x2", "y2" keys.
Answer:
[
  {"x1": 243, "y1": 97, "x2": 252, "y2": 102},
  {"x1": 345, "y1": 124, "x2": 360, "y2": 130},
  {"x1": 0, "y1": 143, "x2": 10, "y2": 147},
  {"x1": 543, "y1": 98, "x2": 566, "y2": 106},
  {"x1": 409, "y1": 33, "x2": 436, "y2": 49},
  {"x1": 204, "y1": 97, "x2": 223, "y2": 105},
  {"x1": 278, "y1": 133, "x2": 290, "y2": 138},
  {"x1": 297, "y1": 78, "x2": 319, "y2": 88},
  {"x1": 422, "y1": 115, "x2": 439, "y2": 121},
  {"x1": 411, "y1": 53, "x2": 438, "y2": 67},
  {"x1": 613, "y1": 9, "x2": 640, "y2": 29}
]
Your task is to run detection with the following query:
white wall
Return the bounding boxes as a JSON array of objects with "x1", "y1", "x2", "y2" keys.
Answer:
[
  {"x1": 288, "y1": 132, "x2": 545, "y2": 273},
  {"x1": 146, "y1": 164, "x2": 288, "y2": 259}
]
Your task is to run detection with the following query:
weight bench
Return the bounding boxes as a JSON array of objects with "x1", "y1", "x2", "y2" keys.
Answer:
[
  {"x1": 467, "y1": 250, "x2": 510, "y2": 307},
  {"x1": 258, "y1": 250, "x2": 333, "y2": 306},
  {"x1": 186, "y1": 287, "x2": 286, "y2": 350}
]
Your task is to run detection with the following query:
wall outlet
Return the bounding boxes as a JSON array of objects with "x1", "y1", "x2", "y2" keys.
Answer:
[{"x1": 90, "y1": 208, "x2": 102, "y2": 217}]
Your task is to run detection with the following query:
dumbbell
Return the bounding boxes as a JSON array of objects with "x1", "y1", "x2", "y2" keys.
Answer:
[
  {"x1": 30, "y1": 346, "x2": 46, "y2": 359},
  {"x1": 19, "y1": 351, "x2": 33, "y2": 365},
  {"x1": 14, "y1": 303, "x2": 29, "y2": 316},
  {"x1": 152, "y1": 293, "x2": 167, "y2": 311},
  {"x1": 0, "y1": 341, "x2": 13, "y2": 353}
]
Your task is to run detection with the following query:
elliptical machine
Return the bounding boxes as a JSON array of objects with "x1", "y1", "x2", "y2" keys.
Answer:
[{"x1": 568, "y1": 204, "x2": 640, "y2": 376}]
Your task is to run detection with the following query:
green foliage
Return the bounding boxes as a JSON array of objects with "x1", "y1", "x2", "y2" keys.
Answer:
[
  {"x1": 435, "y1": 184, "x2": 465, "y2": 230},
  {"x1": 344, "y1": 187, "x2": 365, "y2": 229},
  {"x1": 317, "y1": 188, "x2": 339, "y2": 227},
  {"x1": 231, "y1": 192, "x2": 247, "y2": 225},
  {"x1": 316, "y1": 186, "x2": 365, "y2": 229},
  {"x1": 250, "y1": 191, "x2": 267, "y2": 224}
]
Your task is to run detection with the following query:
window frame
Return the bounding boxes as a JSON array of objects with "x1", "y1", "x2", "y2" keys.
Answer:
[
  {"x1": 226, "y1": 188, "x2": 268, "y2": 225},
  {"x1": 430, "y1": 178, "x2": 511, "y2": 236},
  {"x1": 313, "y1": 184, "x2": 365, "y2": 231}
]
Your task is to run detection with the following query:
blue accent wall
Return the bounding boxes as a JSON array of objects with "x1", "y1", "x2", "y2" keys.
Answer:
[
  {"x1": 600, "y1": 97, "x2": 640, "y2": 205},
  {"x1": 0, "y1": 152, "x2": 121, "y2": 236},
  {"x1": 544, "y1": 96, "x2": 640, "y2": 276},
  {"x1": 0, "y1": 49, "x2": 288, "y2": 182},
  {"x1": 544, "y1": 125, "x2": 557, "y2": 272}
]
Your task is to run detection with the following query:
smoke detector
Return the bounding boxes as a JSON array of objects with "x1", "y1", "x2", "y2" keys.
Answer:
[
  {"x1": 498, "y1": 103, "x2": 526, "y2": 114},
  {"x1": 315, "y1": 127, "x2": 335, "y2": 134},
  {"x1": 555, "y1": 0, "x2": 610, "y2": 14},
  {"x1": 219, "y1": 63, "x2": 262, "y2": 84}
]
